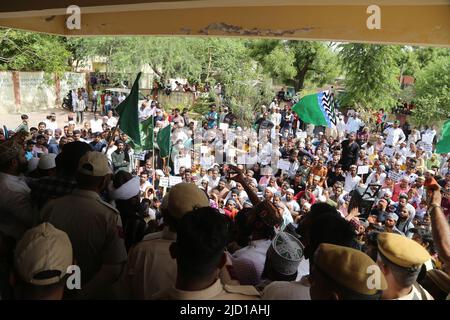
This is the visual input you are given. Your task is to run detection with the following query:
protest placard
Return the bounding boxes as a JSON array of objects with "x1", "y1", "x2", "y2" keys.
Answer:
[
  {"x1": 159, "y1": 177, "x2": 169, "y2": 188},
  {"x1": 169, "y1": 176, "x2": 183, "y2": 186},
  {"x1": 357, "y1": 165, "x2": 369, "y2": 175},
  {"x1": 134, "y1": 152, "x2": 146, "y2": 161},
  {"x1": 219, "y1": 123, "x2": 229, "y2": 131},
  {"x1": 297, "y1": 131, "x2": 307, "y2": 139}
]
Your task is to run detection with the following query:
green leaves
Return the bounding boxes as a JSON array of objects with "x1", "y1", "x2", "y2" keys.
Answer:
[
  {"x1": 338, "y1": 43, "x2": 400, "y2": 110},
  {"x1": 412, "y1": 56, "x2": 450, "y2": 126},
  {"x1": 0, "y1": 28, "x2": 70, "y2": 74},
  {"x1": 248, "y1": 40, "x2": 339, "y2": 91}
]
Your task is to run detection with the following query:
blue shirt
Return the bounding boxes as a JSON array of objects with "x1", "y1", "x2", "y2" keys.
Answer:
[
  {"x1": 207, "y1": 111, "x2": 218, "y2": 129},
  {"x1": 25, "y1": 151, "x2": 33, "y2": 161},
  {"x1": 90, "y1": 141, "x2": 107, "y2": 152},
  {"x1": 48, "y1": 144, "x2": 60, "y2": 154}
]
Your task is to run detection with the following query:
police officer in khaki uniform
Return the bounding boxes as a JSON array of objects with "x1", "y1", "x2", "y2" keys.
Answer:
[
  {"x1": 41, "y1": 151, "x2": 127, "y2": 299},
  {"x1": 376, "y1": 232, "x2": 434, "y2": 300},
  {"x1": 152, "y1": 206, "x2": 260, "y2": 300},
  {"x1": 309, "y1": 243, "x2": 388, "y2": 300},
  {"x1": 122, "y1": 183, "x2": 213, "y2": 299}
]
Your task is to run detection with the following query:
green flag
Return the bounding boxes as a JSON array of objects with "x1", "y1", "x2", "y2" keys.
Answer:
[
  {"x1": 157, "y1": 124, "x2": 172, "y2": 158},
  {"x1": 140, "y1": 116, "x2": 154, "y2": 151},
  {"x1": 292, "y1": 90, "x2": 335, "y2": 127},
  {"x1": 436, "y1": 120, "x2": 450, "y2": 154},
  {"x1": 116, "y1": 72, "x2": 142, "y2": 147}
]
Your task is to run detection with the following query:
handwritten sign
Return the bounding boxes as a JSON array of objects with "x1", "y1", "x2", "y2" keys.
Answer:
[
  {"x1": 159, "y1": 177, "x2": 169, "y2": 188},
  {"x1": 383, "y1": 147, "x2": 394, "y2": 157},
  {"x1": 357, "y1": 165, "x2": 370, "y2": 175},
  {"x1": 277, "y1": 159, "x2": 291, "y2": 171},
  {"x1": 134, "y1": 151, "x2": 146, "y2": 161},
  {"x1": 169, "y1": 176, "x2": 183, "y2": 186}
]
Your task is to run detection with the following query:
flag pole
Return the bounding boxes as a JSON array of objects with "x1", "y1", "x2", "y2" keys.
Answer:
[
  {"x1": 104, "y1": 122, "x2": 120, "y2": 155},
  {"x1": 151, "y1": 115, "x2": 156, "y2": 185}
]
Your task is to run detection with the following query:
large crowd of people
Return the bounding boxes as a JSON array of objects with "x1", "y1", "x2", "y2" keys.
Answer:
[{"x1": 0, "y1": 88, "x2": 449, "y2": 301}]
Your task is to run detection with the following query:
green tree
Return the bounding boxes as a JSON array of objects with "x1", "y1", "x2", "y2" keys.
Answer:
[
  {"x1": 338, "y1": 43, "x2": 400, "y2": 112},
  {"x1": 248, "y1": 40, "x2": 339, "y2": 92},
  {"x1": 411, "y1": 57, "x2": 449, "y2": 126},
  {"x1": 0, "y1": 28, "x2": 70, "y2": 74}
]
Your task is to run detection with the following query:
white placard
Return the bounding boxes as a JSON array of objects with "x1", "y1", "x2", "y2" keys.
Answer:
[
  {"x1": 169, "y1": 176, "x2": 183, "y2": 186},
  {"x1": 219, "y1": 123, "x2": 229, "y2": 131},
  {"x1": 134, "y1": 152, "x2": 146, "y2": 161},
  {"x1": 297, "y1": 131, "x2": 307, "y2": 139},
  {"x1": 277, "y1": 159, "x2": 291, "y2": 171},
  {"x1": 200, "y1": 145, "x2": 209, "y2": 154},
  {"x1": 228, "y1": 148, "x2": 236, "y2": 157},
  {"x1": 389, "y1": 171, "x2": 402, "y2": 182},
  {"x1": 383, "y1": 147, "x2": 394, "y2": 157},
  {"x1": 159, "y1": 177, "x2": 169, "y2": 188},
  {"x1": 357, "y1": 165, "x2": 369, "y2": 175}
]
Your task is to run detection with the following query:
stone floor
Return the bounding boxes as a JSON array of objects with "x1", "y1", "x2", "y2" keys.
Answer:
[{"x1": 1, "y1": 108, "x2": 98, "y2": 132}]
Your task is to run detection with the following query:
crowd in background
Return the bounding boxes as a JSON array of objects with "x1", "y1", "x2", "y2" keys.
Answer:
[{"x1": 0, "y1": 87, "x2": 449, "y2": 300}]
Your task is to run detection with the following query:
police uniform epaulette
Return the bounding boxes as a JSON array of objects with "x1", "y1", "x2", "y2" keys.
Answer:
[{"x1": 224, "y1": 284, "x2": 261, "y2": 297}]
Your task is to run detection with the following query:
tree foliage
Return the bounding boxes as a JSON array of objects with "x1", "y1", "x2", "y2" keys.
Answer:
[
  {"x1": 0, "y1": 28, "x2": 70, "y2": 74},
  {"x1": 338, "y1": 43, "x2": 400, "y2": 111},
  {"x1": 248, "y1": 40, "x2": 339, "y2": 92},
  {"x1": 411, "y1": 56, "x2": 450, "y2": 126}
]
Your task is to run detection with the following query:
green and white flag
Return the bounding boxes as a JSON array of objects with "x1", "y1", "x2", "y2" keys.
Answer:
[
  {"x1": 436, "y1": 120, "x2": 450, "y2": 154},
  {"x1": 292, "y1": 90, "x2": 336, "y2": 128}
]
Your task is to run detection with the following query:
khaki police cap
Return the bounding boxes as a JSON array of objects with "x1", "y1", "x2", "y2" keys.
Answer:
[
  {"x1": 314, "y1": 243, "x2": 387, "y2": 295},
  {"x1": 14, "y1": 223, "x2": 73, "y2": 286},
  {"x1": 168, "y1": 183, "x2": 210, "y2": 219},
  {"x1": 78, "y1": 151, "x2": 112, "y2": 176},
  {"x1": 377, "y1": 232, "x2": 431, "y2": 268}
]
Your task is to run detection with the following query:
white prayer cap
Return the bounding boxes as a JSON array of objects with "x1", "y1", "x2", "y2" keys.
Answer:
[{"x1": 38, "y1": 153, "x2": 57, "y2": 170}]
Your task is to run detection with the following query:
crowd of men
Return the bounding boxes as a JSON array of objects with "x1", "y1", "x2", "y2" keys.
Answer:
[{"x1": 0, "y1": 89, "x2": 449, "y2": 301}]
